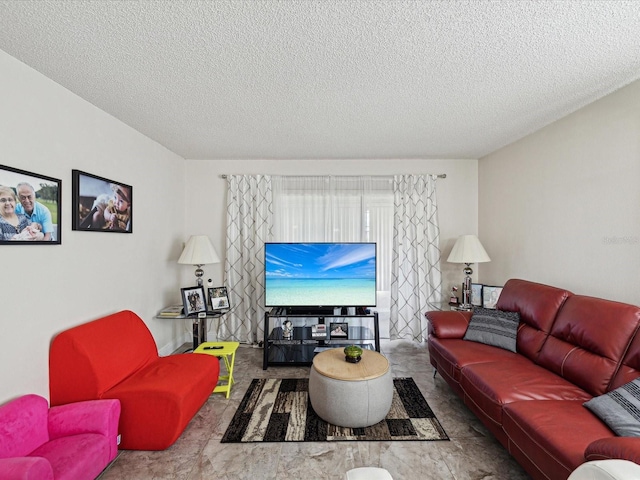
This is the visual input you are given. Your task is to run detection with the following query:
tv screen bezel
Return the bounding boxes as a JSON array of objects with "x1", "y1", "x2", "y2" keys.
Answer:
[{"x1": 264, "y1": 241, "x2": 377, "y2": 308}]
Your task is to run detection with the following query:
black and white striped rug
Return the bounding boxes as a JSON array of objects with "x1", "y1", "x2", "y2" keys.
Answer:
[{"x1": 221, "y1": 377, "x2": 449, "y2": 443}]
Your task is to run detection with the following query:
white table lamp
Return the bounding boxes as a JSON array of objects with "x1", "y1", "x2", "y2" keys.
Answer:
[
  {"x1": 447, "y1": 235, "x2": 491, "y2": 308},
  {"x1": 178, "y1": 235, "x2": 220, "y2": 286}
]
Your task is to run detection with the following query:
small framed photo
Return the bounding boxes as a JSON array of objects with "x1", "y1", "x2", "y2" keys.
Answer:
[
  {"x1": 72, "y1": 170, "x2": 132, "y2": 233},
  {"x1": 330, "y1": 322, "x2": 349, "y2": 339},
  {"x1": 208, "y1": 286, "x2": 230, "y2": 311},
  {"x1": 181, "y1": 286, "x2": 207, "y2": 316},
  {"x1": 470, "y1": 283, "x2": 483, "y2": 307},
  {"x1": 0, "y1": 164, "x2": 61, "y2": 244},
  {"x1": 483, "y1": 286, "x2": 503, "y2": 309}
]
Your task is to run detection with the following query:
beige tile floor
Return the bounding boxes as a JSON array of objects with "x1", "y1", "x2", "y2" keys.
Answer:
[{"x1": 98, "y1": 340, "x2": 531, "y2": 480}]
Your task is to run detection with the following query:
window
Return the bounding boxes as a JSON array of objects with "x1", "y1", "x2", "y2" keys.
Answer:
[{"x1": 272, "y1": 176, "x2": 393, "y2": 292}]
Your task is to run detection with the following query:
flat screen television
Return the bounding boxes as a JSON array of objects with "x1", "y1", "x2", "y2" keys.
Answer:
[{"x1": 264, "y1": 242, "x2": 377, "y2": 308}]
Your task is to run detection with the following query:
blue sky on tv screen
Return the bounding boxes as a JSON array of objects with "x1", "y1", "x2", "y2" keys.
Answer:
[{"x1": 265, "y1": 243, "x2": 376, "y2": 279}]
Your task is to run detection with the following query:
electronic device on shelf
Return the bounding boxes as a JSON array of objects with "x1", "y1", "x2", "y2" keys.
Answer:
[{"x1": 311, "y1": 324, "x2": 327, "y2": 339}]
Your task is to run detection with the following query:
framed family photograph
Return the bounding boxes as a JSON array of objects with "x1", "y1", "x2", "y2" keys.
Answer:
[
  {"x1": 0, "y1": 164, "x2": 61, "y2": 244},
  {"x1": 72, "y1": 170, "x2": 132, "y2": 233},
  {"x1": 181, "y1": 286, "x2": 207, "y2": 316},
  {"x1": 483, "y1": 286, "x2": 503, "y2": 309},
  {"x1": 208, "y1": 286, "x2": 230, "y2": 311},
  {"x1": 330, "y1": 322, "x2": 349, "y2": 339},
  {"x1": 470, "y1": 283, "x2": 483, "y2": 307}
]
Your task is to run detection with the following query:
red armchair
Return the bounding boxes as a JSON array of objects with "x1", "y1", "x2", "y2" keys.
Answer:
[{"x1": 49, "y1": 310, "x2": 220, "y2": 450}]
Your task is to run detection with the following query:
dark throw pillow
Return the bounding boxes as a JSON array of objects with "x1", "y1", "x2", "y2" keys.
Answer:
[
  {"x1": 584, "y1": 378, "x2": 640, "y2": 437},
  {"x1": 462, "y1": 307, "x2": 520, "y2": 352}
]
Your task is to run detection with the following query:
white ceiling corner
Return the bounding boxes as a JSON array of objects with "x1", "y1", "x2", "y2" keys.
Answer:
[{"x1": 0, "y1": 0, "x2": 639, "y2": 160}]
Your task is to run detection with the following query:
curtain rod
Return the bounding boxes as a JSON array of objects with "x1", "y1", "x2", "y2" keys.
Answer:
[{"x1": 219, "y1": 174, "x2": 446, "y2": 179}]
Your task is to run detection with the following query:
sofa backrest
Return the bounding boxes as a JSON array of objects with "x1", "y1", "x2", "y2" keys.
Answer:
[
  {"x1": 537, "y1": 295, "x2": 640, "y2": 396},
  {"x1": 50, "y1": 310, "x2": 159, "y2": 406},
  {"x1": 0, "y1": 394, "x2": 49, "y2": 458},
  {"x1": 603, "y1": 303, "x2": 640, "y2": 391},
  {"x1": 497, "y1": 278, "x2": 571, "y2": 361}
]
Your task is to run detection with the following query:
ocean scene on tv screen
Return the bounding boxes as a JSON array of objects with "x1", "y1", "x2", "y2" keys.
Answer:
[{"x1": 265, "y1": 243, "x2": 377, "y2": 306}]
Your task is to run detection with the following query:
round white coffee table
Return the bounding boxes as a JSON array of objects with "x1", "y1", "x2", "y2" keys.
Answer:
[{"x1": 309, "y1": 348, "x2": 393, "y2": 428}]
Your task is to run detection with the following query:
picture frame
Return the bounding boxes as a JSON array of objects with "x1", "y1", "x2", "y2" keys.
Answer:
[
  {"x1": 71, "y1": 170, "x2": 132, "y2": 233},
  {"x1": 470, "y1": 283, "x2": 483, "y2": 307},
  {"x1": 181, "y1": 286, "x2": 207, "y2": 316},
  {"x1": 0, "y1": 164, "x2": 61, "y2": 244},
  {"x1": 483, "y1": 286, "x2": 503, "y2": 309},
  {"x1": 330, "y1": 322, "x2": 349, "y2": 339},
  {"x1": 208, "y1": 286, "x2": 230, "y2": 311}
]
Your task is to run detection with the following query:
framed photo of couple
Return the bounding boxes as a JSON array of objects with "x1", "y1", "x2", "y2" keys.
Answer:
[
  {"x1": 181, "y1": 286, "x2": 207, "y2": 316},
  {"x1": 0, "y1": 164, "x2": 61, "y2": 244}
]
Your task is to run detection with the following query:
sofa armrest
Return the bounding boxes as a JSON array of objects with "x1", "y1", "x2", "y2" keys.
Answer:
[
  {"x1": 0, "y1": 457, "x2": 53, "y2": 480},
  {"x1": 586, "y1": 437, "x2": 640, "y2": 464},
  {"x1": 48, "y1": 398, "x2": 121, "y2": 441},
  {"x1": 426, "y1": 310, "x2": 472, "y2": 339}
]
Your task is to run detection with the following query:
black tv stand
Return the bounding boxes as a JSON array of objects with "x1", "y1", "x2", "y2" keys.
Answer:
[{"x1": 263, "y1": 307, "x2": 380, "y2": 369}]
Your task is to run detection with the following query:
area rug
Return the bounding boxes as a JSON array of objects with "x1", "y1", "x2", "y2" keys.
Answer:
[{"x1": 221, "y1": 377, "x2": 449, "y2": 443}]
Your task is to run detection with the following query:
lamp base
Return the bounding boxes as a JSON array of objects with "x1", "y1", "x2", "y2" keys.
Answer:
[
  {"x1": 195, "y1": 265, "x2": 204, "y2": 286},
  {"x1": 462, "y1": 264, "x2": 473, "y2": 308}
]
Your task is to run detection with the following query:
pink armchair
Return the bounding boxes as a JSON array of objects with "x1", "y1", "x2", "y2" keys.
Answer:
[{"x1": 0, "y1": 394, "x2": 120, "y2": 480}]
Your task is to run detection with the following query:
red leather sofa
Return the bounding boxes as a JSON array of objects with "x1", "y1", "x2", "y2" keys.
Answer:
[
  {"x1": 49, "y1": 310, "x2": 220, "y2": 450},
  {"x1": 427, "y1": 279, "x2": 640, "y2": 480}
]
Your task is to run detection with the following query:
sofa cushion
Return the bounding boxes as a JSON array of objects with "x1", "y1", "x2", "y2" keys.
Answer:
[
  {"x1": 496, "y1": 279, "x2": 571, "y2": 361},
  {"x1": 0, "y1": 458, "x2": 53, "y2": 479},
  {"x1": 602, "y1": 305, "x2": 640, "y2": 390},
  {"x1": 0, "y1": 394, "x2": 49, "y2": 458},
  {"x1": 50, "y1": 310, "x2": 159, "y2": 405},
  {"x1": 463, "y1": 307, "x2": 520, "y2": 352},
  {"x1": 104, "y1": 353, "x2": 219, "y2": 450},
  {"x1": 537, "y1": 296, "x2": 640, "y2": 397},
  {"x1": 30, "y1": 433, "x2": 111, "y2": 480},
  {"x1": 461, "y1": 360, "x2": 591, "y2": 428},
  {"x1": 503, "y1": 400, "x2": 615, "y2": 480},
  {"x1": 584, "y1": 378, "x2": 640, "y2": 437},
  {"x1": 428, "y1": 337, "x2": 520, "y2": 396}
]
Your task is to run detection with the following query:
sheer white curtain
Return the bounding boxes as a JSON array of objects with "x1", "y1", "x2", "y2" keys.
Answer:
[
  {"x1": 272, "y1": 176, "x2": 393, "y2": 293},
  {"x1": 222, "y1": 175, "x2": 273, "y2": 344},
  {"x1": 390, "y1": 174, "x2": 442, "y2": 342}
]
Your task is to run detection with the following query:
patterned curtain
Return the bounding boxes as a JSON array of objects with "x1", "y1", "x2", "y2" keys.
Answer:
[
  {"x1": 222, "y1": 175, "x2": 273, "y2": 344},
  {"x1": 390, "y1": 174, "x2": 442, "y2": 342}
]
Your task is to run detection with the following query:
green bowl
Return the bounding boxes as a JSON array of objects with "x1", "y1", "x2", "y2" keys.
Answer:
[{"x1": 344, "y1": 345, "x2": 363, "y2": 362}]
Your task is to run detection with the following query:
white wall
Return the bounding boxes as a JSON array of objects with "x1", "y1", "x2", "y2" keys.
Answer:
[
  {"x1": 183, "y1": 158, "x2": 479, "y2": 303},
  {"x1": 479, "y1": 79, "x2": 640, "y2": 306},
  {"x1": 0, "y1": 50, "x2": 189, "y2": 403}
]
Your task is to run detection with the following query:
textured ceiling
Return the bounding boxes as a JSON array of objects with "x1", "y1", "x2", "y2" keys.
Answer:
[{"x1": 1, "y1": 0, "x2": 640, "y2": 160}]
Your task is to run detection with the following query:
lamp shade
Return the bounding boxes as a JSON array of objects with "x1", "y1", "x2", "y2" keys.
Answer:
[
  {"x1": 447, "y1": 235, "x2": 491, "y2": 264},
  {"x1": 177, "y1": 235, "x2": 220, "y2": 265}
]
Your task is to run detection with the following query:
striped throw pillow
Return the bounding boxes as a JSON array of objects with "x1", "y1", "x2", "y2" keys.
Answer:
[
  {"x1": 584, "y1": 378, "x2": 640, "y2": 437},
  {"x1": 463, "y1": 307, "x2": 520, "y2": 352}
]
